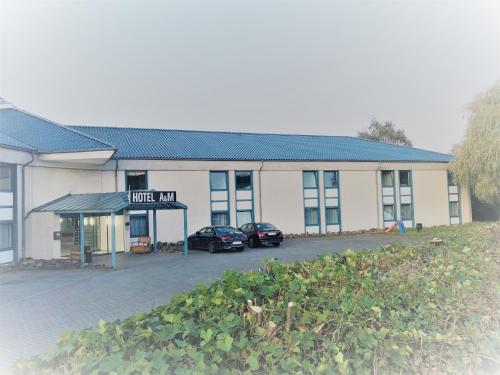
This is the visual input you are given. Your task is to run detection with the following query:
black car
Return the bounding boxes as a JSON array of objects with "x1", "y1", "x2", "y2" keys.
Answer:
[
  {"x1": 239, "y1": 222, "x2": 283, "y2": 248},
  {"x1": 187, "y1": 226, "x2": 247, "y2": 253}
]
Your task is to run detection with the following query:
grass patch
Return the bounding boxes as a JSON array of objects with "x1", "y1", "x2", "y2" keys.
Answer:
[{"x1": 14, "y1": 223, "x2": 500, "y2": 374}]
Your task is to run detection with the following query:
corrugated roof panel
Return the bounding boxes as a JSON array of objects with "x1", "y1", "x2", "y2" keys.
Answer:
[
  {"x1": 0, "y1": 132, "x2": 36, "y2": 151},
  {"x1": 33, "y1": 192, "x2": 187, "y2": 213},
  {"x1": 34, "y1": 193, "x2": 130, "y2": 213},
  {"x1": 70, "y1": 126, "x2": 452, "y2": 163},
  {"x1": 0, "y1": 109, "x2": 114, "y2": 153}
]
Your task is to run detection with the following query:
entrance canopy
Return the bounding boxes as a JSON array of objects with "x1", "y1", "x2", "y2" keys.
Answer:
[
  {"x1": 33, "y1": 192, "x2": 189, "y2": 269},
  {"x1": 34, "y1": 192, "x2": 187, "y2": 214}
]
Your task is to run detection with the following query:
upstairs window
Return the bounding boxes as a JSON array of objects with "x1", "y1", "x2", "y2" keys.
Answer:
[
  {"x1": 303, "y1": 171, "x2": 318, "y2": 189},
  {"x1": 235, "y1": 171, "x2": 252, "y2": 190},
  {"x1": 381, "y1": 171, "x2": 394, "y2": 187},
  {"x1": 126, "y1": 171, "x2": 147, "y2": 191},
  {"x1": 210, "y1": 172, "x2": 228, "y2": 190},
  {"x1": 324, "y1": 171, "x2": 339, "y2": 189},
  {"x1": 399, "y1": 171, "x2": 411, "y2": 187},
  {"x1": 447, "y1": 171, "x2": 457, "y2": 186}
]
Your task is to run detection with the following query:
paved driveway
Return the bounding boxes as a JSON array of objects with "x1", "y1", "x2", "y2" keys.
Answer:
[{"x1": 0, "y1": 233, "x2": 415, "y2": 371}]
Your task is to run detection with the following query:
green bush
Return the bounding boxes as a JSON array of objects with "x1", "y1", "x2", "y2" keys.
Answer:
[{"x1": 15, "y1": 223, "x2": 500, "y2": 374}]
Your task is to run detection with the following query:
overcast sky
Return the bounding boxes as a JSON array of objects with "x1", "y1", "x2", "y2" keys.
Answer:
[{"x1": 0, "y1": 0, "x2": 499, "y2": 152}]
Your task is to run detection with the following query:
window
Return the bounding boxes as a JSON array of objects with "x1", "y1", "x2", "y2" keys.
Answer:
[
  {"x1": 383, "y1": 205, "x2": 395, "y2": 221},
  {"x1": 256, "y1": 223, "x2": 277, "y2": 231},
  {"x1": 0, "y1": 222, "x2": 12, "y2": 249},
  {"x1": 210, "y1": 172, "x2": 228, "y2": 190},
  {"x1": 325, "y1": 207, "x2": 339, "y2": 225},
  {"x1": 236, "y1": 211, "x2": 252, "y2": 227},
  {"x1": 449, "y1": 202, "x2": 460, "y2": 218},
  {"x1": 381, "y1": 171, "x2": 394, "y2": 187},
  {"x1": 211, "y1": 212, "x2": 228, "y2": 226},
  {"x1": 0, "y1": 166, "x2": 11, "y2": 191},
  {"x1": 324, "y1": 171, "x2": 339, "y2": 189},
  {"x1": 235, "y1": 171, "x2": 252, "y2": 190},
  {"x1": 399, "y1": 171, "x2": 411, "y2": 187},
  {"x1": 447, "y1": 171, "x2": 457, "y2": 186},
  {"x1": 126, "y1": 171, "x2": 147, "y2": 191},
  {"x1": 305, "y1": 207, "x2": 319, "y2": 226},
  {"x1": 401, "y1": 204, "x2": 412, "y2": 221},
  {"x1": 130, "y1": 215, "x2": 148, "y2": 237},
  {"x1": 303, "y1": 171, "x2": 318, "y2": 189}
]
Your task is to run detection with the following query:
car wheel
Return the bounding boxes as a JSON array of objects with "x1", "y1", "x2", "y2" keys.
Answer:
[
  {"x1": 236, "y1": 247, "x2": 244, "y2": 252},
  {"x1": 208, "y1": 242, "x2": 215, "y2": 254},
  {"x1": 249, "y1": 237, "x2": 256, "y2": 248},
  {"x1": 272, "y1": 242, "x2": 280, "y2": 247}
]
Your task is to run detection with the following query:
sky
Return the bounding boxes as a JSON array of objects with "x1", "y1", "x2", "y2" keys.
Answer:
[{"x1": 0, "y1": 0, "x2": 499, "y2": 153}]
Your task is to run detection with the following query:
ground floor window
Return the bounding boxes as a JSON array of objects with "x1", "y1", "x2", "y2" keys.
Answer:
[
  {"x1": 60, "y1": 214, "x2": 125, "y2": 257},
  {"x1": 383, "y1": 205, "x2": 395, "y2": 221},
  {"x1": 236, "y1": 210, "x2": 252, "y2": 227},
  {"x1": 0, "y1": 222, "x2": 12, "y2": 249},
  {"x1": 130, "y1": 215, "x2": 148, "y2": 237},
  {"x1": 212, "y1": 212, "x2": 228, "y2": 226},
  {"x1": 325, "y1": 207, "x2": 339, "y2": 225},
  {"x1": 449, "y1": 202, "x2": 460, "y2": 218},
  {"x1": 304, "y1": 207, "x2": 319, "y2": 226},
  {"x1": 400, "y1": 204, "x2": 413, "y2": 221}
]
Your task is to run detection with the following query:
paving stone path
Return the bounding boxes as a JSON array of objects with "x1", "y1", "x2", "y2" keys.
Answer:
[{"x1": 0, "y1": 233, "x2": 418, "y2": 372}]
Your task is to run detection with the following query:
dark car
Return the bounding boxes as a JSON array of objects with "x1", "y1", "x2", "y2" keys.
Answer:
[
  {"x1": 187, "y1": 226, "x2": 247, "y2": 253},
  {"x1": 239, "y1": 222, "x2": 283, "y2": 248}
]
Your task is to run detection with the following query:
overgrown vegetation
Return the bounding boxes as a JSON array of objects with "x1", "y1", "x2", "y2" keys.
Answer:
[
  {"x1": 15, "y1": 223, "x2": 500, "y2": 374},
  {"x1": 450, "y1": 80, "x2": 500, "y2": 204}
]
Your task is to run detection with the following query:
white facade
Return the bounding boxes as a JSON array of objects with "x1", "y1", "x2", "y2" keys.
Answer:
[{"x1": 0, "y1": 152, "x2": 472, "y2": 263}]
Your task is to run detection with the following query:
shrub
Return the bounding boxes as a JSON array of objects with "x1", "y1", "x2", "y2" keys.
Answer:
[{"x1": 14, "y1": 223, "x2": 500, "y2": 374}]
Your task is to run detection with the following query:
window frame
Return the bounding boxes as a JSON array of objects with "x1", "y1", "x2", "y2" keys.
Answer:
[
  {"x1": 323, "y1": 171, "x2": 339, "y2": 189},
  {"x1": 304, "y1": 207, "x2": 320, "y2": 226},
  {"x1": 325, "y1": 207, "x2": 340, "y2": 225},
  {"x1": 399, "y1": 170, "x2": 411, "y2": 187},
  {"x1": 210, "y1": 171, "x2": 230, "y2": 226},
  {"x1": 235, "y1": 171, "x2": 254, "y2": 227},
  {"x1": 129, "y1": 214, "x2": 149, "y2": 238},
  {"x1": 303, "y1": 171, "x2": 319, "y2": 189},
  {"x1": 400, "y1": 203, "x2": 413, "y2": 221},
  {"x1": 0, "y1": 165, "x2": 12, "y2": 192},
  {"x1": 210, "y1": 171, "x2": 229, "y2": 191},
  {"x1": 383, "y1": 204, "x2": 395, "y2": 221},
  {"x1": 381, "y1": 170, "x2": 394, "y2": 188},
  {"x1": 0, "y1": 164, "x2": 16, "y2": 258},
  {"x1": 125, "y1": 170, "x2": 148, "y2": 191}
]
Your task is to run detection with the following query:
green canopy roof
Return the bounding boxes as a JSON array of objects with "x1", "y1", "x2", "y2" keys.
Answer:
[{"x1": 33, "y1": 192, "x2": 187, "y2": 214}]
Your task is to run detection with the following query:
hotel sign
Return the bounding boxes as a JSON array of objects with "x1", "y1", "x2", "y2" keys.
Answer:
[{"x1": 129, "y1": 191, "x2": 177, "y2": 204}]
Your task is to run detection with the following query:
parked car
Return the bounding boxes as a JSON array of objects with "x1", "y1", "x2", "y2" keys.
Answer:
[
  {"x1": 187, "y1": 226, "x2": 247, "y2": 253},
  {"x1": 239, "y1": 222, "x2": 283, "y2": 248}
]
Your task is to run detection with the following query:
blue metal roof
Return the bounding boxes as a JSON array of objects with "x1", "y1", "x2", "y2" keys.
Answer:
[
  {"x1": 0, "y1": 105, "x2": 451, "y2": 162},
  {"x1": 0, "y1": 108, "x2": 114, "y2": 153},
  {"x1": 33, "y1": 192, "x2": 187, "y2": 213},
  {"x1": 0, "y1": 132, "x2": 36, "y2": 152},
  {"x1": 70, "y1": 125, "x2": 452, "y2": 163}
]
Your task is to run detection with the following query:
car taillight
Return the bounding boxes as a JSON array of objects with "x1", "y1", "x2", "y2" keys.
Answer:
[
  {"x1": 221, "y1": 235, "x2": 231, "y2": 241},
  {"x1": 257, "y1": 232, "x2": 265, "y2": 238}
]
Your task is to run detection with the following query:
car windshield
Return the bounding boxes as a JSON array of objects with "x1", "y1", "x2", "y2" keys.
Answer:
[
  {"x1": 256, "y1": 223, "x2": 276, "y2": 230},
  {"x1": 215, "y1": 227, "x2": 239, "y2": 235}
]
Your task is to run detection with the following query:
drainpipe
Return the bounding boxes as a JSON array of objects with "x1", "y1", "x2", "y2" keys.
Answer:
[
  {"x1": 21, "y1": 153, "x2": 35, "y2": 260},
  {"x1": 375, "y1": 162, "x2": 381, "y2": 228},
  {"x1": 258, "y1": 160, "x2": 264, "y2": 221},
  {"x1": 114, "y1": 159, "x2": 119, "y2": 192}
]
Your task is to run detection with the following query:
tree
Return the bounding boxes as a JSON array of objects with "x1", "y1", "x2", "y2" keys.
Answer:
[
  {"x1": 450, "y1": 81, "x2": 500, "y2": 203},
  {"x1": 358, "y1": 120, "x2": 413, "y2": 147}
]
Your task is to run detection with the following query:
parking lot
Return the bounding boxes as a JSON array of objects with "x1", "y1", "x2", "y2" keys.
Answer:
[{"x1": 0, "y1": 233, "x2": 416, "y2": 371}]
